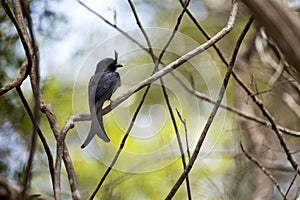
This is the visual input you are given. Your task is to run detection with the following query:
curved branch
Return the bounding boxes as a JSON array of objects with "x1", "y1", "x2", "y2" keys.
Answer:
[{"x1": 0, "y1": 59, "x2": 28, "y2": 95}]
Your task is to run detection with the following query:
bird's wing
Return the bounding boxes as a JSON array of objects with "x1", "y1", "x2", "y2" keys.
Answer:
[
  {"x1": 95, "y1": 72, "x2": 121, "y2": 104},
  {"x1": 88, "y1": 74, "x2": 98, "y2": 113}
]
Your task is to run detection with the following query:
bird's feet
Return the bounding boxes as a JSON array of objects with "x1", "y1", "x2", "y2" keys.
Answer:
[{"x1": 109, "y1": 99, "x2": 115, "y2": 107}]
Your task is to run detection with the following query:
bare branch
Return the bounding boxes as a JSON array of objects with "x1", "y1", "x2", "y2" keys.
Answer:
[
  {"x1": 178, "y1": 0, "x2": 229, "y2": 66},
  {"x1": 240, "y1": 143, "x2": 287, "y2": 199},
  {"x1": 176, "y1": 109, "x2": 191, "y2": 160},
  {"x1": 15, "y1": 86, "x2": 55, "y2": 192},
  {"x1": 76, "y1": 0, "x2": 149, "y2": 53},
  {"x1": 233, "y1": 58, "x2": 300, "y2": 175},
  {"x1": 282, "y1": 93, "x2": 300, "y2": 118},
  {"x1": 40, "y1": 102, "x2": 61, "y2": 199},
  {"x1": 172, "y1": 71, "x2": 300, "y2": 137},
  {"x1": 155, "y1": 0, "x2": 191, "y2": 66},
  {"x1": 41, "y1": 101, "x2": 80, "y2": 200},
  {"x1": 0, "y1": 59, "x2": 29, "y2": 95},
  {"x1": 161, "y1": 79, "x2": 192, "y2": 200},
  {"x1": 127, "y1": 0, "x2": 154, "y2": 56},
  {"x1": 4, "y1": 0, "x2": 41, "y2": 196},
  {"x1": 62, "y1": 145, "x2": 80, "y2": 200},
  {"x1": 1, "y1": 0, "x2": 32, "y2": 66},
  {"x1": 285, "y1": 171, "x2": 298, "y2": 197},
  {"x1": 154, "y1": 0, "x2": 193, "y2": 198},
  {"x1": 165, "y1": 10, "x2": 251, "y2": 199},
  {"x1": 41, "y1": 101, "x2": 61, "y2": 136},
  {"x1": 240, "y1": 0, "x2": 300, "y2": 74}
]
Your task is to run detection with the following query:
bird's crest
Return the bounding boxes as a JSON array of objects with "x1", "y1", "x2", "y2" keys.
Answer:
[{"x1": 114, "y1": 50, "x2": 118, "y2": 63}]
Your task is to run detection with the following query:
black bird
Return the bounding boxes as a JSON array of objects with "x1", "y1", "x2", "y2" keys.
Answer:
[{"x1": 81, "y1": 51, "x2": 123, "y2": 148}]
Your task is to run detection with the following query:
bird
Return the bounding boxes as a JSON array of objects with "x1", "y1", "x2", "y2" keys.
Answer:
[{"x1": 81, "y1": 51, "x2": 123, "y2": 148}]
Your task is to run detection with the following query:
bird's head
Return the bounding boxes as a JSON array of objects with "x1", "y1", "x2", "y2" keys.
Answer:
[{"x1": 95, "y1": 51, "x2": 123, "y2": 73}]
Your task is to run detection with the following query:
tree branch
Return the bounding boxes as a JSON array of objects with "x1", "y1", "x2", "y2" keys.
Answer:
[
  {"x1": 240, "y1": 0, "x2": 300, "y2": 74},
  {"x1": 172, "y1": 71, "x2": 300, "y2": 137},
  {"x1": 0, "y1": 59, "x2": 29, "y2": 95},
  {"x1": 165, "y1": 10, "x2": 251, "y2": 199},
  {"x1": 240, "y1": 143, "x2": 287, "y2": 199},
  {"x1": 15, "y1": 86, "x2": 55, "y2": 192},
  {"x1": 41, "y1": 101, "x2": 80, "y2": 200}
]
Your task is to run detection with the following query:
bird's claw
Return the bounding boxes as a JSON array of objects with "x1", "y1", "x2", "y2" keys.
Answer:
[{"x1": 109, "y1": 99, "x2": 114, "y2": 106}]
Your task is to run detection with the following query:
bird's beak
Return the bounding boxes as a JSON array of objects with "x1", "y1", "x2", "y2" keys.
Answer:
[{"x1": 116, "y1": 64, "x2": 123, "y2": 68}]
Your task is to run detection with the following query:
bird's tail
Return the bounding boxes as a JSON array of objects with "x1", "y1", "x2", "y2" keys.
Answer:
[
  {"x1": 81, "y1": 119, "x2": 97, "y2": 148},
  {"x1": 81, "y1": 108, "x2": 110, "y2": 148},
  {"x1": 95, "y1": 107, "x2": 110, "y2": 142}
]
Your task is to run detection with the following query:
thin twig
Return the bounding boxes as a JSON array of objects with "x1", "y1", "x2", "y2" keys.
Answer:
[
  {"x1": 62, "y1": 146, "x2": 81, "y2": 200},
  {"x1": 176, "y1": 109, "x2": 191, "y2": 160},
  {"x1": 1, "y1": 0, "x2": 32, "y2": 67},
  {"x1": 41, "y1": 102, "x2": 61, "y2": 200},
  {"x1": 154, "y1": 0, "x2": 193, "y2": 198},
  {"x1": 155, "y1": 0, "x2": 191, "y2": 66},
  {"x1": 9, "y1": 0, "x2": 40, "y2": 196},
  {"x1": 59, "y1": 115, "x2": 82, "y2": 200},
  {"x1": 16, "y1": 86, "x2": 55, "y2": 190},
  {"x1": 89, "y1": 83, "x2": 151, "y2": 199},
  {"x1": 240, "y1": 143, "x2": 287, "y2": 199},
  {"x1": 161, "y1": 79, "x2": 192, "y2": 200},
  {"x1": 286, "y1": 171, "x2": 298, "y2": 197},
  {"x1": 233, "y1": 60, "x2": 300, "y2": 175},
  {"x1": 21, "y1": 0, "x2": 41, "y2": 165},
  {"x1": 172, "y1": 71, "x2": 300, "y2": 137},
  {"x1": 0, "y1": 59, "x2": 29, "y2": 96},
  {"x1": 76, "y1": 0, "x2": 149, "y2": 53},
  {"x1": 127, "y1": 0, "x2": 154, "y2": 56},
  {"x1": 165, "y1": 9, "x2": 250, "y2": 199},
  {"x1": 178, "y1": 0, "x2": 229, "y2": 67}
]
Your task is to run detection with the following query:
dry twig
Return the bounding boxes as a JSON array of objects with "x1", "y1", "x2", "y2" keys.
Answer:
[{"x1": 240, "y1": 143, "x2": 287, "y2": 199}]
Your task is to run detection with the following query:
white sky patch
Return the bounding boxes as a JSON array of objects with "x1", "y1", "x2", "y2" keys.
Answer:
[{"x1": 36, "y1": 0, "x2": 156, "y2": 81}]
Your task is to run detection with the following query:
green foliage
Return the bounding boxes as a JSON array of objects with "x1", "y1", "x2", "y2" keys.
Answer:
[{"x1": 41, "y1": 78, "x2": 73, "y2": 125}]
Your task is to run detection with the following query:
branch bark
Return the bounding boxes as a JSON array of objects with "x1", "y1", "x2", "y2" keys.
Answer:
[{"x1": 240, "y1": 0, "x2": 300, "y2": 74}]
